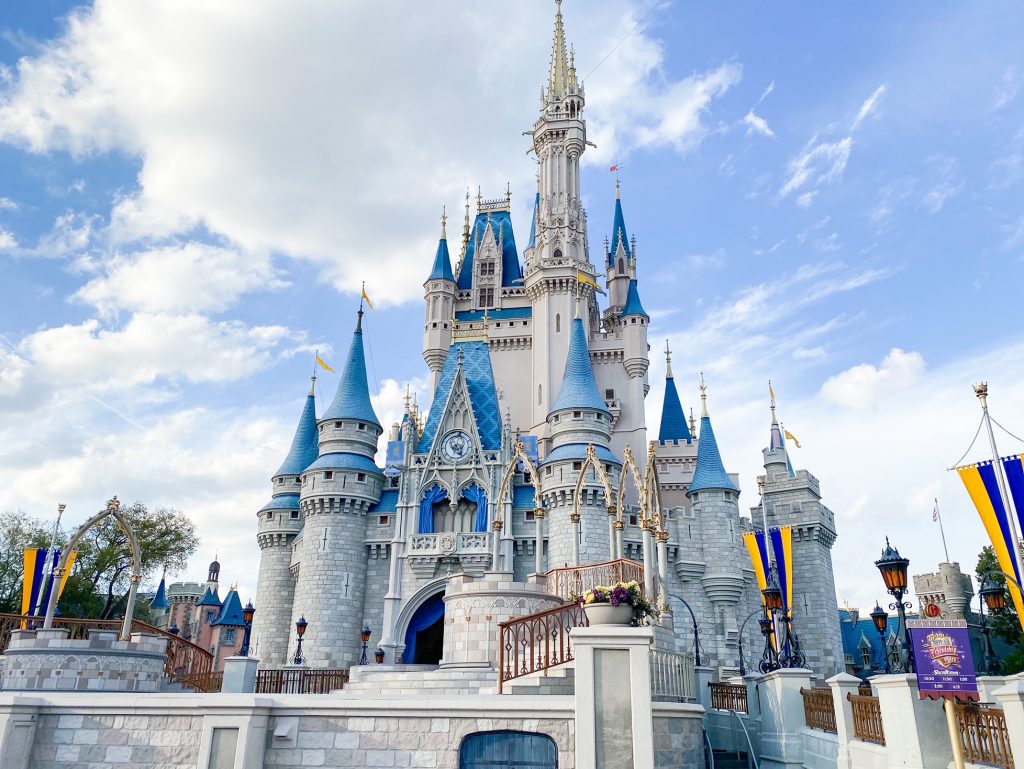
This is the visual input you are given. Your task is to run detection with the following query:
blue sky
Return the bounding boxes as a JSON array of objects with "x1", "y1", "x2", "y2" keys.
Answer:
[{"x1": 1, "y1": 1, "x2": 1023, "y2": 612}]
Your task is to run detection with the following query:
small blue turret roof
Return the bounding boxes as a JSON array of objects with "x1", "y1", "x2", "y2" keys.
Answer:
[
  {"x1": 211, "y1": 588, "x2": 244, "y2": 627},
  {"x1": 428, "y1": 236, "x2": 455, "y2": 282},
  {"x1": 527, "y1": 193, "x2": 540, "y2": 250},
  {"x1": 197, "y1": 587, "x2": 222, "y2": 607},
  {"x1": 608, "y1": 195, "x2": 630, "y2": 266},
  {"x1": 321, "y1": 311, "x2": 381, "y2": 428},
  {"x1": 275, "y1": 392, "x2": 319, "y2": 477},
  {"x1": 688, "y1": 415, "x2": 738, "y2": 493},
  {"x1": 149, "y1": 577, "x2": 169, "y2": 611},
  {"x1": 622, "y1": 279, "x2": 648, "y2": 317},
  {"x1": 456, "y1": 210, "x2": 523, "y2": 290},
  {"x1": 550, "y1": 318, "x2": 610, "y2": 415},
  {"x1": 659, "y1": 375, "x2": 691, "y2": 443}
]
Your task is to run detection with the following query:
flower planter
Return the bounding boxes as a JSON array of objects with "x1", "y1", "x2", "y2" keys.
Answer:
[{"x1": 583, "y1": 603, "x2": 633, "y2": 626}]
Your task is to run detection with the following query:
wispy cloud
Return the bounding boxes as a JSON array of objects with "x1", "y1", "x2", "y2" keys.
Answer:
[
  {"x1": 993, "y1": 65, "x2": 1022, "y2": 110},
  {"x1": 921, "y1": 155, "x2": 964, "y2": 214},
  {"x1": 0, "y1": 197, "x2": 17, "y2": 211},
  {"x1": 851, "y1": 84, "x2": 888, "y2": 130},
  {"x1": 742, "y1": 109, "x2": 774, "y2": 138}
]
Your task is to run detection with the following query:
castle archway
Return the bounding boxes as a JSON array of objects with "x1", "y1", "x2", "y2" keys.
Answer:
[{"x1": 402, "y1": 592, "x2": 445, "y2": 664}]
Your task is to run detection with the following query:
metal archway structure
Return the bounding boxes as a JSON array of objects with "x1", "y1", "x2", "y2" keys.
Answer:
[
  {"x1": 570, "y1": 445, "x2": 616, "y2": 567},
  {"x1": 495, "y1": 439, "x2": 544, "y2": 573},
  {"x1": 642, "y1": 441, "x2": 670, "y2": 610},
  {"x1": 43, "y1": 496, "x2": 143, "y2": 641},
  {"x1": 616, "y1": 445, "x2": 645, "y2": 561}
]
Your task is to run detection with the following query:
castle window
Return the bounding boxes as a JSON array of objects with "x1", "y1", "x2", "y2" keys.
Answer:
[
  {"x1": 525, "y1": 509, "x2": 535, "y2": 521},
  {"x1": 618, "y1": 258, "x2": 625, "y2": 273},
  {"x1": 290, "y1": 511, "x2": 299, "y2": 519},
  {"x1": 555, "y1": 314, "x2": 561, "y2": 333},
  {"x1": 206, "y1": 611, "x2": 215, "y2": 623},
  {"x1": 538, "y1": 384, "x2": 542, "y2": 405},
  {"x1": 572, "y1": 461, "x2": 582, "y2": 471},
  {"x1": 358, "y1": 423, "x2": 366, "y2": 430},
  {"x1": 335, "y1": 421, "x2": 342, "y2": 428},
  {"x1": 479, "y1": 287, "x2": 495, "y2": 307},
  {"x1": 523, "y1": 472, "x2": 531, "y2": 483},
  {"x1": 319, "y1": 424, "x2": 324, "y2": 432},
  {"x1": 554, "y1": 248, "x2": 562, "y2": 259},
  {"x1": 357, "y1": 473, "x2": 366, "y2": 482},
  {"x1": 278, "y1": 477, "x2": 284, "y2": 484},
  {"x1": 605, "y1": 389, "x2": 615, "y2": 400},
  {"x1": 324, "y1": 471, "x2": 333, "y2": 480},
  {"x1": 379, "y1": 515, "x2": 390, "y2": 526},
  {"x1": 573, "y1": 411, "x2": 581, "y2": 419},
  {"x1": 479, "y1": 261, "x2": 495, "y2": 276},
  {"x1": 223, "y1": 628, "x2": 236, "y2": 643},
  {"x1": 629, "y1": 514, "x2": 638, "y2": 526},
  {"x1": 389, "y1": 477, "x2": 399, "y2": 488}
]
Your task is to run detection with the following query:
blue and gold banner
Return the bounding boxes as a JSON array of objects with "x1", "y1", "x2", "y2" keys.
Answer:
[
  {"x1": 957, "y1": 459, "x2": 1024, "y2": 623},
  {"x1": 1001, "y1": 454, "x2": 1024, "y2": 524},
  {"x1": 20, "y1": 547, "x2": 77, "y2": 618},
  {"x1": 742, "y1": 529, "x2": 771, "y2": 596},
  {"x1": 769, "y1": 526, "x2": 794, "y2": 618}
]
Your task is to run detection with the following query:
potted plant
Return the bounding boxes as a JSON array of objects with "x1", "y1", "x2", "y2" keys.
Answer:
[{"x1": 578, "y1": 581, "x2": 657, "y2": 626}]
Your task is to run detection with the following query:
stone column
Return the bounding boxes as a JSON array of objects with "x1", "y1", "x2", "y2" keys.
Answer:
[
  {"x1": 827, "y1": 673, "x2": 862, "y2": 769},
  {"x1": 742, "y1": 672, "x2": 762, "y2": 720},
  {"x1": 872, "y1": 673, "x2": 952, "y2": 769},
  {"x1": 222, "y1": 656, "x2": 260, "y2": 693},
  {"x1": 573, "y1": 625, "x2": 655, "y2": 769},
  {"x1": 694, "y1": 666, "x2": 715, "y2": 710},
  {"x1": 758, "y1": 667, "x2": 812, "y2": 769},
  {"x1": 976, "y1": 675, "x2": 1011, "y2": 703}
]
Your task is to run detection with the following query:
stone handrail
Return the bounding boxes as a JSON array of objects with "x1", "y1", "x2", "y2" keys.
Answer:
[{"x1": 544, "y1": 558, "x2": 644, "y2": 601}]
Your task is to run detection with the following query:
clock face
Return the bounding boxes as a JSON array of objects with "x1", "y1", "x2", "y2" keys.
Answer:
[{"x1": 439, "y1": 430, "x2": 472, "y2": 463}]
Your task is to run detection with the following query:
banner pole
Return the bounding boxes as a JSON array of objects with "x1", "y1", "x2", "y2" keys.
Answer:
[
  {"x1": 976, "y1": 384, "x2": 1024, "y2": 585},
  {"x1": 944, "y1": 698, "x2": 966, "y2": 769},
  {"x1": 32, "y1": 503, "x2": 65, "y2": 617},
  {"x1": 935, "y1": 498, "x2": 951, "y2": 563}
]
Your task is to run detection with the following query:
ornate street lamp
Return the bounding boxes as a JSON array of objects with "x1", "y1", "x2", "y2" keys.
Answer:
[
  {"x1": 374, "y1": 646, "x2": 385, "y2": 664},
  {"x1": 869, "y1": 602, "x2": 891, "y2": 674},
  {"x1": 168, "y1": 621, "x2": 180, "y2": 636},
  {"x1": 240, "y1": 601, "x2": 255, "y2": 657},
  {"x1": 875, "y1": 538, "x2": 914, "y2": 673},
  {"x1": 359, "y1": 625, "x2": 372, "y2": 665},
  {"x1": 293, "y1": 616, "x2": 308, "y2": 665},
  {"x1": 758, "y1": 613, "x2": 779, "y2": 673},
  {"x1": 977, "y1": 575, "x2": 1006, "y2": 676}
]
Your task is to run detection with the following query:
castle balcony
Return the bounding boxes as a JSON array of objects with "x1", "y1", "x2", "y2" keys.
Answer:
[{"x1": 407, "y1": 531, "x2": 492, "y2": 578}]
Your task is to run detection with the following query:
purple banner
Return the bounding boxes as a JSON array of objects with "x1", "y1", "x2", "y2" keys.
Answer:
[{"x1": 907, "y1": 619, "x2": 979, "y2": 701}]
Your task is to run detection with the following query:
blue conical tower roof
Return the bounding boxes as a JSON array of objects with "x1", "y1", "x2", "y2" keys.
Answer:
[
  {"x1": 149, "y1": 576, "x2": 169, "y2": 611},
  {"x1": 322, "y1": 311, "x2": 381, "y2": 428},
  {"x1": 622, "y1": 279, "x2": 648, "y2": 317},
  {"x1": 211, "y1": 588, "x2": 244, "y2": 627},
  {"x1": 275, "y1": 390, "x2": 319, "y2": 477},
  {"x1": 608, "y1": 193, "x2": 630, "y2": 266},
  {"x1": 197, "y1": 586, "x2": 222, "y2": 607},
  {"x1": 427, "y1": 219, "x2": 455, "y2": 281},
  {"x1": 550, "y1": 317, "x2": 609, "y2": 414},
  {"x1": 658, "y1": 353, "x2": 691, "y2": 443},
  {"x1": 688, "y1": 385, "x2": 737, "y2": 493},
  {"x1": 527, "y1": 192, "x2": 540, "y2": 250}
]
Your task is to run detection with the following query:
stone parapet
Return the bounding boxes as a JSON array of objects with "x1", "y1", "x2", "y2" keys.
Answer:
[{"x1": 0, "y1": 629, "x2": 167, "y2": 693}]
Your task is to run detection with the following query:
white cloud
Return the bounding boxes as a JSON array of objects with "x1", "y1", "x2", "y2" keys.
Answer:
[
  {"x1": 796, "y1": 191, "x2": 817, "y2": 208},
  {"x1": 0, "y1": 196, "x2": 17, "y2": 210},
  {"x1": 779, "y1": 136, "x2": 852, "y2": 199},
  {"x1": 0, "y1": 1, "x2": 738, "y2": 307},
  {"x1": 820, "y1": 348, "x2": 926, "y2": 410},
  {"x1": 1004, "y1": 214, "x2": 1024, "y2": 251},
  {"x1": 793, "y1": 346, "x2": 826, "y2": 361},
  {"x1": 851, "y1": 84, "x2": 887, "y2": 130},
  {"x1": 686, "y1": 248, "x2": 726, "y2": 269},
  {"x1": 921, "y1": 155, "x2": 964, "y2": 214},
  {"x1": 990, "y1": 126, "x2": 1024, "y2": 190},
  {"x1": 0, "y1": 227, "x2": 15, "y2": 250},
  {"x1": 73, "y1": 242, "x2": 285, "y2": 315},
  {"x1": 993, "y1": 66, "x2": 1022, "y2": 110},
  {"x1": 742, "y1": 109, "x2": 774, "y2": 138}
]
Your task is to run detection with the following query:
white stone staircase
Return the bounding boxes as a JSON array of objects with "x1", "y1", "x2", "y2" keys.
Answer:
[
  {"x1": 501, "y1": 663, "x2": 576, "y2": 696},
  {"x1": 343, "y1": 665, "x2": 501, "y2": 696}
]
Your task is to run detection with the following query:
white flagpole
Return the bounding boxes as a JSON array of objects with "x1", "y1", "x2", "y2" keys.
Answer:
[
  {"x1": 934, "y1": 498, "x2": 951, "y2": 563},
  {"x1": 976, "y1": 383, "x2": 1024, "y2": 582}
]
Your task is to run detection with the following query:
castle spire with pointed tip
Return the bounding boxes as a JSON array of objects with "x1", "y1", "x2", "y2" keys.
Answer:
[
  {"x1": 688, "y1": 376, "x2": 738, "y2": 493},
  {"x1": 658, "y1": 341, "x2": 691, "y2": 443},
  {"x1": 322, "y1": 309, "x2": 380, "y2": 428}
]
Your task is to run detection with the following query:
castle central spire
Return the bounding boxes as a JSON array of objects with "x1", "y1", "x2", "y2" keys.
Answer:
[{"x1": 548, "y1": 0, "x2": 572, "y2": 100}]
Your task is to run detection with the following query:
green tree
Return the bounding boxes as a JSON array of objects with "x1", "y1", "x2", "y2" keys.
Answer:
[
  {"x1": 0, "y1": 512, "x2": 55, "y2": 613},
  {"x1": 0, "y1": 501, "x2": 200, "y2": 619},
  {"x1": 976, "y1": 545, "x2": 1024, "y2": 673}
]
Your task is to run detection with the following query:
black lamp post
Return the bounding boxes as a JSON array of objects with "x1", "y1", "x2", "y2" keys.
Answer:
[
  {"x1": 359, "y1": 625, "x2": 372, "y2": 665},
  {"x1": 168, "y1": 621, "x2": 179, "y2": 636},
  {"x1": 875, "y1": 538, "x2": 914, "y2": 673},
  {"x1": 240, "y1": 601, "x2": 255, "y2": 657},
  {"x1": 758, "y1": 613, "x2": 778, "y2": 673},
  {"x1": 977, "y1": 575, "x2": 1006, "y2": 676},
  {"x1": 759, "y1": 571, "x2": 784, "y2": 672},
  {"x1": 293, "y1": 616, "x2": 308, "y2": 665},
  {"x1": 669, "y1": 593, "x2": 706, "y2": 667},
  {"x1": 869, "y1": 602, "x2": 891, "y2": 674}
]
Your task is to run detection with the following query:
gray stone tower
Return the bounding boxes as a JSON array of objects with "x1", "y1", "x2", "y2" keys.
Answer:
[
  {"x1": 751, "y1": 401, "x2": 844, "y2": 675},
  {"x1": 541, "y1": 314, "x2": 618, "y2": 568},
  {"x1": 291, "y1": 309, "x2": 384, "y2": 667},
  {"x1": 422, "y1": 215, "x2": 456, "y2": 391},
  {"x1": 686, "y1": 381, "x2": 746, "y2": 669},
  {"x1": 252, "y1": 383, "x2": 318, "y2": 665}
]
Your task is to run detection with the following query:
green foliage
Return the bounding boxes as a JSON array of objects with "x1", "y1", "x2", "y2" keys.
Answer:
[
  {"x1": 976, "y1": 545, "x2": 1024, "y2": 673},
  {"x1": 0, "y1": 501, "x2": 200, "y2": 619}
]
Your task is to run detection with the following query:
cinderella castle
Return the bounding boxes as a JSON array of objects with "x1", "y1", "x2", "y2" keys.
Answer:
[{"x1": 251, "y1": 2, "x2": 844, "y2": 680}]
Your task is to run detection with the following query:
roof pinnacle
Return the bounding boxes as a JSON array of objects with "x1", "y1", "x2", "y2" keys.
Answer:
[
  {"x1": 441, "y1": 206, "x2": 447, "y2": 239},
  {"x1": 615, "y1": 177, "x2": 620, "y2": 199},
  {"x1": 548, "y1": 0, "x2": 571, "y2": 100},
  {"x1": 699, "y1": 372, "x2": 708, "y2": 417},
  {"x1": 665, "y1": 340, "x2": 673, "y2": 379}
]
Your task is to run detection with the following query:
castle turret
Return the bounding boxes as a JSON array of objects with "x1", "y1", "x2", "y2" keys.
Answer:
[
  {"x1": 605, "y1": 182, "x2": 631, "y2": 309},
  {"x1": 251, "y1": 379, "x2": 318, "y2": 666},
  {"x1": 423, "y1": 212, "x2": 456, "y2": 389},
  {"x1": 293, "y1": 309, "x2": 384, "y2": 667},
  {"x1": 687, "y1": 379, "x2": 745, "y2": 670},
  {"x1": 541, "y1": 314, "x2": 619, "y2": 567}
]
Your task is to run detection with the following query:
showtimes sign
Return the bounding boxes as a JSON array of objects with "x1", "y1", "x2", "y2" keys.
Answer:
[{"x1": 907, "y1": 618, "x2": 979, "y2": 702}]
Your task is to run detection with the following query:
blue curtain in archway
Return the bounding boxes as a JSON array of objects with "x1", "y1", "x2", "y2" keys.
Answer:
[
  {"x1": 402, "y1": 593, "x2": 445, "y2": 664},
  {"x1": 419, "y1": 484, "x2": 448, "y2": 534},
  {"x1": 463, "y1": 484, "x2": 488, "y2": 533}
]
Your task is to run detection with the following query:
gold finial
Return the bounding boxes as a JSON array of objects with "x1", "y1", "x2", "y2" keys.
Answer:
[
  {"x1": 615, "y1": 176, "x2": 620, "y2": 199},
  {"x1": 476, "y1": 186, "x2": 482, "y2": 211},
  {"x1": 106, "y1": 496, "x2": 120, "y2": 514},
  {"x1": 441, "y1": 206, "x2": 447, "y2": 239},
  {"x1": 505, "y1": 181, "x2": 511, "y2": 206},
  {"x1": 974, "y1": 382, "x2": 989, "y2": 409},
  {"x1": 57, "y1": 502, "x2": 66, "y2": 514},
  {"x1": 699, "y1": 372, "x2": 708, "y2": 417},
  {"x1": 689, "y1": 407, "x2": 697, "y2": 435},
  {"x1": 403, "y1": 383, "x2": 412, "y2": 413},
  {"x1": 665, "y1": 340, "x2": 673, "y2": 379}
]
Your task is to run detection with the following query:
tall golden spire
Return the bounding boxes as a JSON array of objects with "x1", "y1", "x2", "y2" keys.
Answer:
[
  {"x1": 548, "y1": 0, "x2": 571, "y2": 100},
  {"x1": 699, "y1": 372, "x2": 708, "y2": 417}
]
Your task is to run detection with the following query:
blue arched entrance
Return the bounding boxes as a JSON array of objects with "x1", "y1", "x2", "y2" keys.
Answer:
[
  {"x1": 402, "y1": 592, "x2": 445, "y2": 664},
  {"x1": 459, "y1": 731, "x2": 557, "y2": 768}
]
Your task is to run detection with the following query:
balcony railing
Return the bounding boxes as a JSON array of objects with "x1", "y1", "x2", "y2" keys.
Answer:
[
  {"x1": 800, "y1": 687, "x2": 837, "y2": 733},
  {"x1": 497, "y1": 602, "x2": 588, "y2": 692},
  {"x1": 650, "y1": 650, "x2": 696, "y2": 701},
  {"x1": 254, "y1": 668, "x2": 349, "y2": 694},
  {"x1": 954, "y1": 703, "x2": 1014, "y2": 769},
  {"x1": 544, "y1": 558, "x2": 645, "y2": 602},
  {"x1": 847, "y1": 693, "x2": 885, "y2": 745},
  {"x1": 709, "y1": 682, "x2": 748, "y2": 713},
  {"x1": 0, "y1": 613, "x2": 216, "y2": 693}
]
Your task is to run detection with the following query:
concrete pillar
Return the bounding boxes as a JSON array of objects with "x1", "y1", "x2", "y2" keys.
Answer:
[
  {"x1": 0, "y1": 698, "x2": 39, "y2": 769},
  {"x1": 694, "y1": 666, "x2": 715, "y2": 710},
  {"x1": 976, "y1": 675, "x2": 1011, "y2": 703},
  {"x1": 758, "y1": 667, "x2": 812, "y2": 769},
  {"x1": 993, "y1": 677, "x2": 1024, "y2": 764},
  {"x1": 827, "y1": 673, "x2": 862, "y2": 769},
  {"x1": 742, "y1": 672, "x2": 762, "y2": 720},
  {"x1": 872, "y1": 673, "x2": 951, "y2": 769},
  {"x1": 222, "y1": 656, "x2": 260, "y2": 693},
  {"x1": 572, "y1": 625, "x2": 655, "y2": 769}
]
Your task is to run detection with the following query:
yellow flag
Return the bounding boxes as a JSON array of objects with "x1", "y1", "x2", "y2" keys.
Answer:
[
  {"x1": 784, "y1": 429, "x2": 801, "y2": 448},
  {"x1": 361, "y1": 287, "x2": 374, "y2": 310},
  {"x1": 315, "y1": 354, "x2": 334, "y2": 373},
  {"x1": 577, "y1": 271, "x2": 598, "y2": 288},
  {"x1": 769, "y1": 381, "x2": 776, "y2": 403}
]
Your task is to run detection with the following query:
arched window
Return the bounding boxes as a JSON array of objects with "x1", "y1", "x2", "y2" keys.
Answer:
[
  {"x1": 555, "y1": 313, "x2": 561, "y2": 333},
  {"x1": 618, "y1": 258, "x2": 625, "y2": 274},
  {"x1": 460, "y1": 731, "x2": 557, "y2": 769},
  {"x1": 553, "y1": 248, "x2": 562, "y2": 259},
  {"x1": 537, "y1": 384, "x2": 543, "y2": 406}
]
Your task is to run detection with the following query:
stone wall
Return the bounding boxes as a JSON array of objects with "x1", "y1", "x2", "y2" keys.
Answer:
[{"x1": 654, "y1": 714, "x2": 702, "y2": 769}]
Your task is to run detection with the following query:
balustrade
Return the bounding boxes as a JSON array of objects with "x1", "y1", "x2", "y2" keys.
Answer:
[
  {"x1": 650, "y1": 649, "x2": 696, "y2": 701},
  {"x1": 847, "y1": 692, "x2": 885, "y2": 745},
  {"x1": 544, "y1": 558, "x2": 644, "y2": 601},
  {"x1": 709, "y1": 682, "x2": 747, "y2": 713},
  {"x1": 497, "y1": 602, "x2": 588, "y2": 692},
  {"x1": 954, "y1": 703, "x2": 1013, "y2": 769},
  {"x1": 800, "y1": 687, "x2": 837, "y2": 733},
  {"x1": 254, "y1": 667, "x2": 349, "y2": 694}
]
